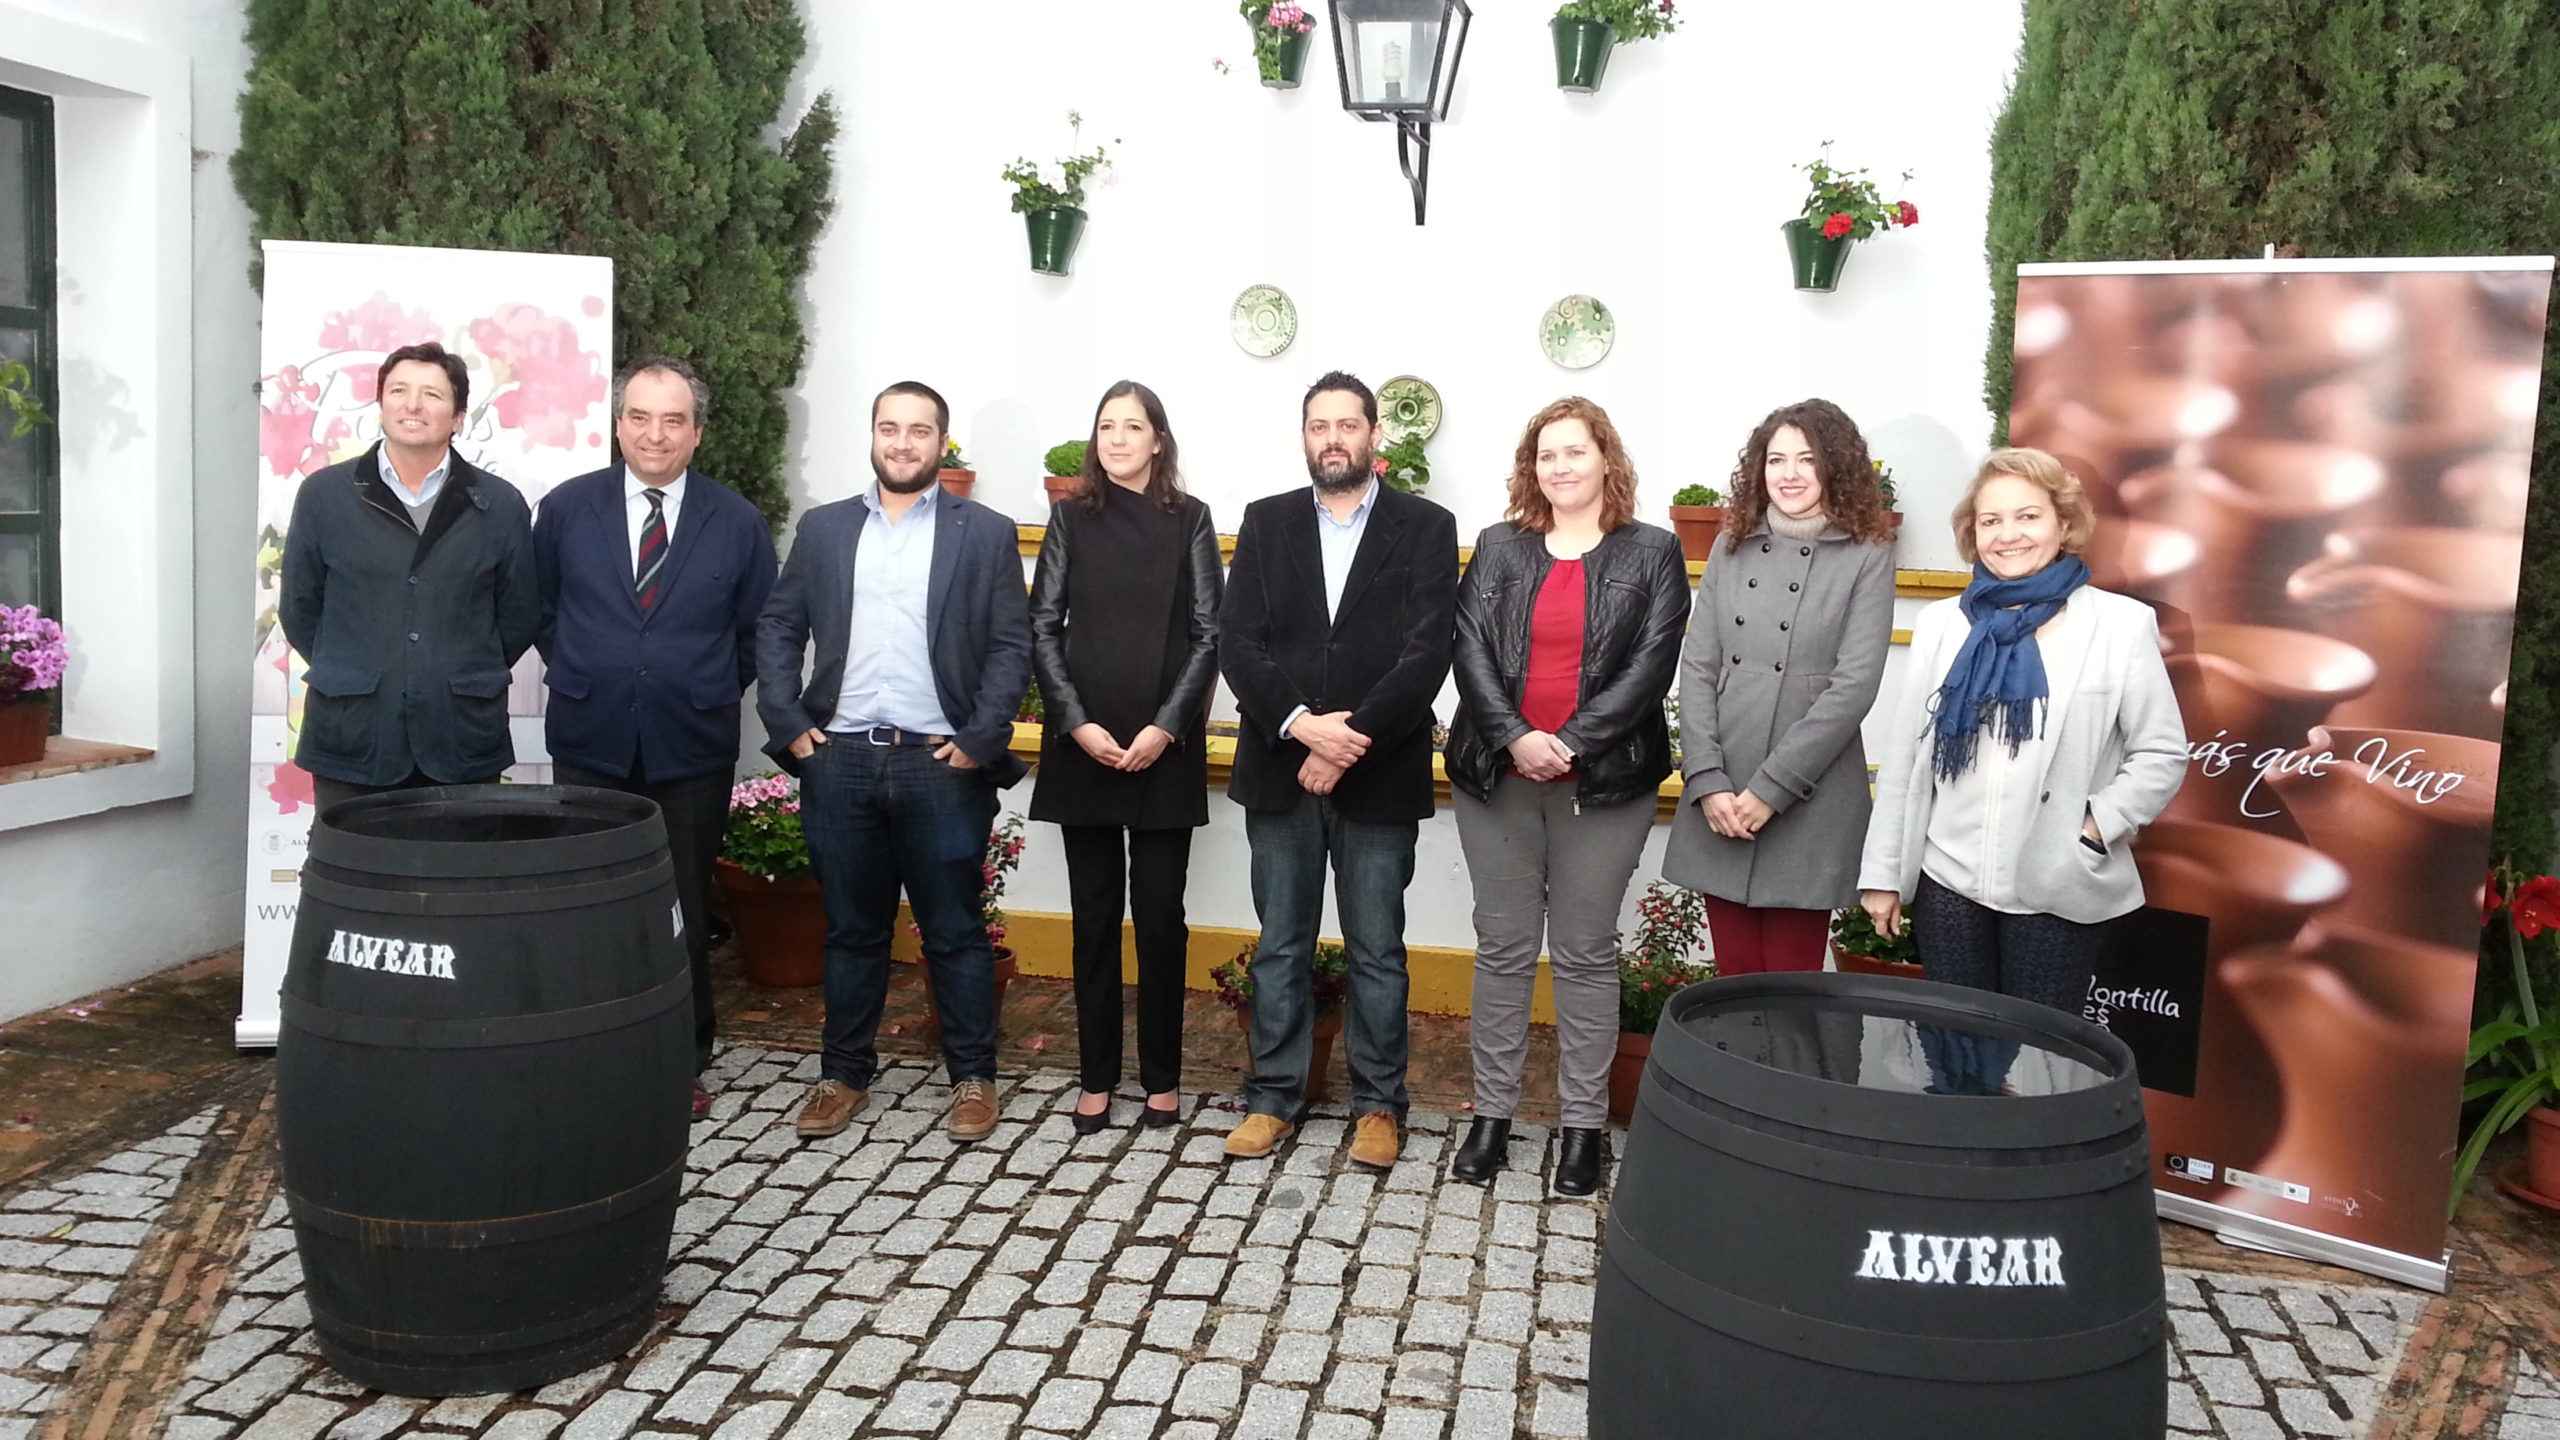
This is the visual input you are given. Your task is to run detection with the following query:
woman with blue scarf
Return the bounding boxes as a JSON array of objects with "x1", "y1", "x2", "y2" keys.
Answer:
[{"x1": 1857, "y1": 448, "x2": 2186, "y2": 1090}]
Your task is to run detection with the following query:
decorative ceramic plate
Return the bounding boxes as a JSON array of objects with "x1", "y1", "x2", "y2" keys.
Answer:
[
  {"x1": 1378, "y1": 376, "x2": 1443, "y2": 443},
  {"x1": 1231, "y1": 285, "x2": 1298, "y2": 358},
  {"x1": 1540, "y1": 294, "x2": 1615, "y2": 370}
]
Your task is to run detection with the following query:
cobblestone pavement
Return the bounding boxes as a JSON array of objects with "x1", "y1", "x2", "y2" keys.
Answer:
[{"x1": 2505, "y1": 1357, "x2": 2560, "y2": 1440}]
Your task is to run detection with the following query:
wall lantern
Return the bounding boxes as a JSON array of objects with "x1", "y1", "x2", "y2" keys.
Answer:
[{"x1": 1327, "y1": 0, "x2": 1471, "y2": 226}]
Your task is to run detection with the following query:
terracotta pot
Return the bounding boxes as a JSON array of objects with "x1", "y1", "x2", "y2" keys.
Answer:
[
  {"x1": 2120, "y1": 440, "x2": 2386, "y2": 621},
  {"x1": 2265, "y1": 724, "x2": 2497, "y2": 943},
  {"x1": 1227, "y1": 1005, "x2": 1341, "y2": 1101},
  {"x1": 2287, "y1": 526, "x2": 2521, "y2": 740},
  {"x1": 1667, "y1": 506, "x2": 1724, "y2": 562},
  {"x1": 2528, "y1": 1105, "x2": 2560, "y2": 1207},
  {"x1": 712, "y1": 859, "x2": 825, "y2": 989},
  {"x1": 1607, "y1": 1031, "x2": 1652, "y2": 1122},
  {"x1": 1829, "y1": 943, "x2": 1922, "y2": 982},
  {"x1": 1042, "y1": 475, "x2": 1082, "y2": 506},
  {"x1": 2158, "y1": 623, "x2": 2378, "y2": 832},
  {"x1": 2081, "y1": 517, "x2": 2202, "y2": 608},
  {"x1": 0, "y1": 700, "x2": 47, "y2": 767},
  {"x1": 916, "y1": 946, "x2": 1019, "y2": 1040},
  {"x1": 936, "y1": 469, "x2": 976, "y2": 500}
]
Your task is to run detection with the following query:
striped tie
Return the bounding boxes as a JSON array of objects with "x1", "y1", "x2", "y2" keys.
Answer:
[{"x1": 635, "y1": 488, "x2": 668, "y2": 611}]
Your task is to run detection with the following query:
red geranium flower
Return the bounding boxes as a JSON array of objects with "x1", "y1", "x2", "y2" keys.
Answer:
[
  {"x1": 1897, "y1": 200, "x2": 1919, "y2": 227},
  {"x1": 1821, "y1": 212, "x2": 1854, "y2": 241},
  {"x1": 2512, "y1": 874, "x2": 2560, "y2": 939}
]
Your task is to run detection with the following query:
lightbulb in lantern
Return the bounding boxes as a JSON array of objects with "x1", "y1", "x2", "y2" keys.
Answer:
[{"x1": 1383, "y1": 40, "x2": 1405, "y2": 101}]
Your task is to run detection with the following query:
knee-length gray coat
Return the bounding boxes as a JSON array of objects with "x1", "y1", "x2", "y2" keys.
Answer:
[{"x1": 1661, "y1": 521, "x2": 1897, "y2": 910}]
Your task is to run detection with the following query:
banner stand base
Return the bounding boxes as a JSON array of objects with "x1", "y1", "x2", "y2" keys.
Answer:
[
  {"x1": 234, "y1": 1018, "x2": 277, "y2": 1052},
  {"x1": 2157, "y1": 1190, "x2": 2449, "y2": 1294}
]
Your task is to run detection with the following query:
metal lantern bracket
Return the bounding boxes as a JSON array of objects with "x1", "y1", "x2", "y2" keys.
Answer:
[
  {"x1": 1328, "y1": 0, "x2": 1471, "y2": 227},
  {"x1": 1394, "y1": 116, "x2": 1431, "y2": 226}
]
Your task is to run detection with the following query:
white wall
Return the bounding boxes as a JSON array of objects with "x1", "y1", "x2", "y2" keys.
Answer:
[
  {"x1": 788, "y1": 2, "x2": 2022, "y2": 949},
  {"x1": 0, "y1": 0, "x2": 257, "y2": 1014}
]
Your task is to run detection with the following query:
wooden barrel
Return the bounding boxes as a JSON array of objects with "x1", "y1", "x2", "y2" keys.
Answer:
[
  {"x1": 1591, "y1": 972, "x2": 2165, "y2": 1439},
  {"x1": 277, "y1": 784, "x2": 693, "y2": 1396}
]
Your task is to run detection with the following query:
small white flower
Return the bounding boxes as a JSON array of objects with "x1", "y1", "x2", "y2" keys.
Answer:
[{"x1": 1037, "y1": 160, "x2": 1067, "y2": 193}]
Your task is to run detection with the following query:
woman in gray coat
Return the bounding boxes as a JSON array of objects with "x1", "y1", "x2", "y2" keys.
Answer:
[{"x1": 1662, "y1": 400, "x2": 1898, "y2": 973}]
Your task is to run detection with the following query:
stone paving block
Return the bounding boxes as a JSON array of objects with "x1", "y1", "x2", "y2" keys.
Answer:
[
  {"x1": 1310, "y1": 1414, "x2": 1377, "y2": 1440},
  {"x1": 1351, "y1": 1264, "x2": 1414, "y2": 1311},
  {"x1": 1238, "y1": 1382, "x2": 1312, "y2": 1439},
  {"x1": 874, "y1": 1378, "x2": 963, "y2": 1433},
  {"x1": 421, "y1": 1390, "x2": 512, "y2": 1428},
  {"x1": 710, "y1": 1317, "x2": 794, "y2": 1370},
  {"x1": 484, "y1": 1410, "x2": 569, "y2": 1440},
  {"x1": 198, "y1": 1354, "x2": 315, "y2": 1416},
  {"x1": 1028, "y1": 1377, "x2": 1105, "y2": 1432},
  {"x1": 919, "y1": 1317, "x2": 1007, "y2": 1372},
  {"x1": 1065, "y1": 1327, "x2": 1132, "y2": 1380},
  {"x1": 1116, "y1": 1349, "x2": 1183, "y2": 1404},
  {"x1": 655, "y1": 1369, "x2": 744, "y2": 1425},
  {"x1": 825, "y1": 1335, "x2": 916, "y2": 1392},
  {"x1": 777, "y1": 1392, "x2": 875, "y2": 1440},
  {"x1": 1091, "y1": 1405, "x2": 1167, "y2": 1440},
  {"x1": 1173, "y1": 1359, "x2": 1244, "y2": 1419},
  {"x1": 325, "y1": 1394, "x2": 419, "y2": 1440},
  {"x1": 1391, "y1": 1348, "x2": 1458, "y2": 1404},
  {"x1": 1144, "y1": 1298, "x2": 1210, "y2": 1350},
  {"x1": 2187, "y1": 1353, "x2": 2266, "y2": 1409},
  {"x1": 1382, "y1": 1405, "x2": 1451, "y2": 1440},
  {"x1": 751, "y1": 1345, "x2": 829, "y2": 1396},
  {"x1": 234, "y1": 1394, "x2": 348, "y2": 1440}
]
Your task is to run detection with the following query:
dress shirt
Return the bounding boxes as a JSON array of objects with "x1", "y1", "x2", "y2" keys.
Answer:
[
  {"x1": 1282, "y1": 477, "x2": 1380, "y2": 739},
  {"x1": 1921, "y1": 701, "x2": 2056, "y2": 915},
  {"x1": 626, "y1": 467, "x2": 688, "y2": 555},
  {"x1": 381, "y1": 443, "x2": 454, "y2": 530},
  {"x1": 831, "y1": 482, "x2": 956, "y2": 736}
]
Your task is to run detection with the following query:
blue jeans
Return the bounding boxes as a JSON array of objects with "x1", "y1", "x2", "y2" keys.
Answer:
[
  {"x1": 798, "y1": 739, "x2": 1000, "y2": 1087},
  {"x1": 1243, "y1": 798, "x2": 1418, "y2": 1120}
]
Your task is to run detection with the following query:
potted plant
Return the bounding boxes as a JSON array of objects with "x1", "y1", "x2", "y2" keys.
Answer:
[
  {"x1": 1785, "y1": 142, "x2": 1917, "y2": 293},
  {"x1": 938, "y1": 438, "x2": 976, "y2": 500},
  {"x1": 1001, "y1": 112, "x2": 1116, "y2": 277},
  {"x1": 1873, "y1": 458, "x2": 1904, "y2": 533},
  {"x1": 1830, "y1": 903, "x2": 1921, "y2": 980},
  {"x1": 1213, "y1": 939, "x2": 1350, "y2": 1100},
  {"x1": 0, "y1": 357, "x2": 50, "y2": 438},
  {"x1": 713, "y1": 773, "x2": 823, "y2": 989},
  {"x1": 1667, "y1": 483, "x2": 1724, "y2": 562},
  {"x1": 0, "y1": 604, "x2": 65, "y2": 766},
  {"x1": 1614, "y1": 881, "x2": 1714, "y2": 1120},
  {"x1": 2453, "y1": 867, "x2": 2560, "y2": 1211},
  {"x1": 1549, "y1": 0, "x2": 1680, "y2": 94},
  {"x1": 1376, "y1": 437, "x2": 1429, "y2": 494},
  {"x1": 1043, "y1": 440, "x2": 1089, "y2": 506},
  {"x1": 912, "y1": 813, "x2": 1030, "y2": 1031},
  {"x1": 1241, "y1": 1, "x2": 1315, "y2": 88}
]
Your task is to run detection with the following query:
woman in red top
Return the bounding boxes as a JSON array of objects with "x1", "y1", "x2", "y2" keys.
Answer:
[{"x1": 1443, "y1": 397, "x2": 1690, "y2": 1194}]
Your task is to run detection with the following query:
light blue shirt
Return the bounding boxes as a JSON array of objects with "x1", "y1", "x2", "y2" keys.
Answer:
[
  {"x1": 831, "y1": 482, "x2": 956, "y2": 736},
  {"x1": 380, "y1": 443, "x2": 454, "y2": 529},
  {"x1": 1282, "y1": 478, "x2": 1380, "y2": 739}
]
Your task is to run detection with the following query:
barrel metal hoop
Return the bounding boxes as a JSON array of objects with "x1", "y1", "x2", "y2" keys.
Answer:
[
  {"x1": 298, "y1": 857, "x2": 675, "y2": 917},
  {"x1": 1633, "y1": 1085, "x2": 2151, "y2": 1200},
  {"x1": 314, "y1": 1280, "x2": 660, "y2": 1355},
  {"x1": 281, "y1": 968, "x2": 692, "y2": 1051},
  {"x1": 311, "y1": 786, "x2": 671, "y2": 878},
  {"x1": 288, "y1": 1156, "x2": 684, "y2": 1249},
  {"x1": 1605, "y1": 1216, "x2": 2165, "y2": 1382}
]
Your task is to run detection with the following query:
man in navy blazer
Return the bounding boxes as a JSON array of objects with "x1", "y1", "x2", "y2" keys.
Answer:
[
  {"x1": 756, "y1": 380, "x2": 1031, "y2": 1145},
  {"x1": 535, "y1": 357, "x2": 778, "y2": 1116}
]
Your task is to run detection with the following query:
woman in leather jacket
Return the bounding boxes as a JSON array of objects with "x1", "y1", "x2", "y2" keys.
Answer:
[
  {"x1": 1028, "y1": 381, "x2": 1223, "y2": 1134},
  {"x1": 1443, "y1": 396, "x2": 1690, "y2": 1194}
]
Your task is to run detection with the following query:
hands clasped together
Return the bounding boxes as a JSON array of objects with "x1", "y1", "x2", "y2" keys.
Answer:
[{"x1": 1291, "y1": 710, "x2": 1369, "y2": 796}]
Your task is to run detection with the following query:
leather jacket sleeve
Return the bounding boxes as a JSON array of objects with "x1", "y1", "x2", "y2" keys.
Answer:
[
  {"x1": 1452, "y1": 541, "x2": 1532, "y2": 754},
  {"x1": 1555, "y1": 537, "x2": 1692, "y2": 761},
  {"x1": 1150, "y1": 502, "x2": 1224, "y2": 737},
  {"x1": 1028, "y1": 510, "x2": 1089, "y2": 733}
]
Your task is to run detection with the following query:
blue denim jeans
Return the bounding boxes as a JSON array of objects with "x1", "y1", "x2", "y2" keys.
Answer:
[
  {"x1": 798, "y1": 739, "x2": 1001, "y2": 1087},
  {"x1": 1243, "y1": 798, "x2": 1419, "y2": 1120}
]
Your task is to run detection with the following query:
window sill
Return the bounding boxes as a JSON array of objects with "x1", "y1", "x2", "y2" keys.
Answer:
[{"x1": 0, "y1": 738, "x2": 156, "y2": 788}]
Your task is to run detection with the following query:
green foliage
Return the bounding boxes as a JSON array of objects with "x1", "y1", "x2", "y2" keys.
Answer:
[
  {"x1": 1620, "y1": 881, "x2": 1714, "y2": 1034},
  {"x1": 1831, "y1": 903, "x2": 1918, "y2": 966},
  {"x1": 720, "y1": 773, "x2": 808, "y2": 881},
  {"x1": 1554, "y1": 0, "x2": 1682, "y2": 42},
  {"x1": 1669, "y1": 483, "x2": 1722, "y2": 507},
  {"x1": 230, "y1": 0, "x2": 836, "y2": 528},
  {"x1": 1043, "y1": 440, "x2": 1088, "y2": 479},
  {"x1": 1872, "y1": 459, "x2": 1898, "y2": 511},
  {"x1": 1983, "y1": 0, "x2": 2560, "y2": 1016},
  {"x1": 1212, "y1": 940, "x2": 1349, "y2": 1018},
  {"x1": 941, "y1": 438, "x2": 967, "y2": 472},
  {"x1": 1797, "y1": 142, "x2": 1914, "y2": 241},
  {"x1": 1379, "y1": 434, "x2": 1430, "y2": 493},
  {"x1": 0, "y1": 359, "x2": 47, "y2": 438},
  {"x1": 2454, "y1": 869, "x2": 2560, "y2": 1210},
  {"x1": 1001, "y1": 113, "x2": 1115, "y2": 215}
]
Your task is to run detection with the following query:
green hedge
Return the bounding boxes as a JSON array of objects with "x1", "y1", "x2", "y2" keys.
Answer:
[{"x1": 232, "y1": 0, "x2": 836, "y2": 528}]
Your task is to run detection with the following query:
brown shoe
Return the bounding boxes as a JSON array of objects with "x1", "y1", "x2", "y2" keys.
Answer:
[
  {"x1": 794, "y1": 1080, "x2": 867, "y2": 1138},
  {"x1": 1223, "y1": 1113, "x2": 1296, "y2": 1159},
  {"x1": 1348, "y1": 1111, "x2": 1401, "y2": 1169},
  {"x1": 949, "y1": 1079, "x2": 1000, "y2": 1141}
]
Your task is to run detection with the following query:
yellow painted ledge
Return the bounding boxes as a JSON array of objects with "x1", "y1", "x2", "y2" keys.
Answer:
[{"x1": 1015, "y1": 523, "x2": 1964, "y2": 599}]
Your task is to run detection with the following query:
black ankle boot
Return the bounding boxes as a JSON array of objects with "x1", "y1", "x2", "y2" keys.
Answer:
[
  {"x1": 1450, "y1": 1117, "x2": 1511, "y2": 1183},
  {"x1": 1554, "y1": 1127, "x2": 1607, "y2": 1196}
]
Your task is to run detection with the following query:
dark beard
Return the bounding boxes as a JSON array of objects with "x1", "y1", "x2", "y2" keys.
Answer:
[
  {"x1": 873, "y1": 454, "x2": 938, "y2": 495},
  {"x1": 1306, "y1": 446, "x2": 1373, "y2": 493}
]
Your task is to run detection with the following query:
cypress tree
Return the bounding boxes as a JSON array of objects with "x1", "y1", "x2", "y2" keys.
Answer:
[
  {"x1": 1984, "y1": 1, "x2": 2560, "y2": 929},
  {"x1": 231, "y1": 0, "x2": 836, "y2": 526}
]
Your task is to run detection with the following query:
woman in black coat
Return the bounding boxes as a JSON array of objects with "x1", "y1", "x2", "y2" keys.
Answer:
[{"x1": 1029, "y1": 381, "x2": 1222, "y2": 1133}]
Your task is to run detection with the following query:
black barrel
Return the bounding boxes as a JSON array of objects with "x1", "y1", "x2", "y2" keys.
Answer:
[
  {"x1": 1591, "y1": 972, "x2": 2165, "y2": 1440},
  {"x1": 277, "y1": 785, "x2": 693, "y2": 1396}
]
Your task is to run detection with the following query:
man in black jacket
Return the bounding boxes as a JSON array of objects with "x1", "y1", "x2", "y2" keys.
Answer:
[
  {"x1": 280, "y1": 341, "x2": 538, "y2": 810},
  {"x1": 1218, "y1": 371, "x2": 1458, "y2": 1167}
]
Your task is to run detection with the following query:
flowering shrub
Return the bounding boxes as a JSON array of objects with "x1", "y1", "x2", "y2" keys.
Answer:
[
  {"x1": 1001, "y1": 112, "x2": 1116, "y2": 215},
  {"x1": 1555, "y1": 0, "x2": 1681, "y2": 41},
  {"x1": 0, "y1": 606, "x2": 66, "y2": 700},
  {"x1": 1799, "y1": 142, "x2": 1917, "y2": 243},
  {"x1": 1211, "y1": 939, "x2": 1350, "y2": 1019},
  {"x1": 720, "y1": 773, "x2": 808, "y2": 880},
  {"x1": 1241, "y1": 2, "x2": 1313, "y2": 83},
  {"x1": 2455, "y1": 866, "x2": 2560, "y2": 1205},
  {"x1": 981, "y1": 812, "x2": 1028, "y2": 948},
  {"x1": 940, "y1": 438, "x2": 967, "y2": 471},
  {"x1": 1830, "y1": 901, "x2": 1917, "y2": 966},
  {"x1": 1375, "y1": 436, "x2": 1430, "y2": 494},
  {"x1": 1620, "y1": 881, "x2": 1714, "y2": 1035}
]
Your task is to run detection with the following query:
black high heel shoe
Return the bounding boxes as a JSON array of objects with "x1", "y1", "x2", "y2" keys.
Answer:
[
  {"x1": 1140, "y1": 1093, "x2": 1183, "y2": 1129},
  {"x1": 1070, "y1": 1093, "x2": 1113, "y2": 1136},
  {"x1": 1554, "y1": 1126, "x2": 1608, "y2": 1196},
  {"x1": 1450, "y1": 1117, "x2": 1511, "y2": 1183}
]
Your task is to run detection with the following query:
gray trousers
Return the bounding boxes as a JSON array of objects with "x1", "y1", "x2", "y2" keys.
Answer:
[{"x1": 1453, "y1": 778, "x2": 1658, "y2": 1128}]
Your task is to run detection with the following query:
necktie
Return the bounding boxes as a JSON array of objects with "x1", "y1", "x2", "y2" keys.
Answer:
[{"x1": 635, "y1": 488, "x2": 668, "y2": 611}]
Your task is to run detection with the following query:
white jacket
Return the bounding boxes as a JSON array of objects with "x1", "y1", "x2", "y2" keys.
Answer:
[{"x1": 1858, "y1": 584, "x2": 2188, "y2": 925}]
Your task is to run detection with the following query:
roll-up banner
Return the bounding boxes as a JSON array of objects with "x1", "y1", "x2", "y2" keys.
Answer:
[
  {"x1": 2009, "y1": 256, "x2": 2555, "y2": 1290},
  {"x1": 238, "y1": 241, "x2": 613, "y2": 1048}
]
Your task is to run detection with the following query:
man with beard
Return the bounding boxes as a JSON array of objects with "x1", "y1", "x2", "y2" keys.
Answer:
[
  {"x1": 756, "y1": 381, "x2": 1031, "y2": 1143},
  {"x1": 1217, "y1": 370, "x2": 1459, "y2": 1167}
]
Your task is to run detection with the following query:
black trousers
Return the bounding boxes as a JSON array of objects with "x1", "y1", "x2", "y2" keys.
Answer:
[
  {"x1": 1911, "y1": 872, "x2": 2111, "y2": 1015},
  {"x1": 1060, "y1": 825, "x2": 1192, "y2": 1095},
  {"x1": 554, "y1": 759, "x2": 728, "y2": 1075}
]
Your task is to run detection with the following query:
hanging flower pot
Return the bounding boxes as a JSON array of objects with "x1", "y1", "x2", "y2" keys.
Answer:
[
  {"x1": 1783, "y1": 218, "x2": 1856, "y2": 293},
  {"x1": 1025, "y1": 206, "x2": 1088, "y2": 277},
  {"x1": 1264, "y1": 26, "x2": 1313, "y2": 88},
  {"x1": 1550, "y1": 17, "x2": 1615, "y2": 92}
]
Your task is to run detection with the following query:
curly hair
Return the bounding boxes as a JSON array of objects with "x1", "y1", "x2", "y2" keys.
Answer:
[
  {"x1": 1505, "y1": 396, "x2": 1639, "y2": 533},
  {"x1": 1722, "y1": 399, "x2": 1895, "y2": 550}
]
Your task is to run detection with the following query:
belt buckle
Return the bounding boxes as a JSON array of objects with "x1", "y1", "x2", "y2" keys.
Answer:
[{"x1": 866, "y1": 725, "x2": 896, "y2": 747}]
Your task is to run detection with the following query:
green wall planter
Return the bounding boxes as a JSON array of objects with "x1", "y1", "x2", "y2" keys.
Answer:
[
  {"x1": 1263, "y1": 28, "x2": 1312, "y2": 88},
  {"x1": 1551, "y1": 17, "x2": 1616, "y2": 92},
  {"x1": 1024, "y1": 206, "x2": 1087, "y2": 277},
  {"x1": 1782, "y1": 218, "x2": 1855, "y2": 292}
]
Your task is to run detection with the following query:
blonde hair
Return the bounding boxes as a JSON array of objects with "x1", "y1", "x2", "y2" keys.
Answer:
[{"x1": 1952, "y1": 447, "x2": 2096, "y2": 564}]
